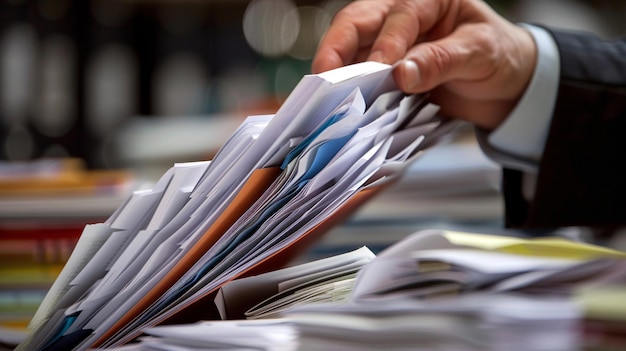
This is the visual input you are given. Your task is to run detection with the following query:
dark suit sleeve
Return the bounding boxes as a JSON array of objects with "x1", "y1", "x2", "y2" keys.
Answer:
[{"x1": 503, "y1": 28, "x2": 626, "y2": 229}]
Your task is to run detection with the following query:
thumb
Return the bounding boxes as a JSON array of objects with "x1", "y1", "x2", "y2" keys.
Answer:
[{"x1": 392, "y1": 30, "x2": 497, "y2": 93}]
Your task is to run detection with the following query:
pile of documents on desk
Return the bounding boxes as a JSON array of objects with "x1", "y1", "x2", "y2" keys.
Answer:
[
  {"x1": 214, "y1": 246, "x2": 376, "y2": 321},
  {"x1": 288, "y1": 230, "x2": 626, "y2": 351},
  {"x1": 125, "y1": 230, "x2": 626, "y2": 351},
  {"x1": 16, "y1": 62, "x2": 460, "y2": 351}
]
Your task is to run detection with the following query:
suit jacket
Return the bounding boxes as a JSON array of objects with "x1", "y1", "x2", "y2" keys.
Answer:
[{"x1": 504, "y1": 28, "x2": 626, "y2": 229}]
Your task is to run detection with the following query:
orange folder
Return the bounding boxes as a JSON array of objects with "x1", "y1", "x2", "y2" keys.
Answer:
[
  {"x1": 91, "y1": 167, "x2": 281, "y2": 347},
  {"x1": 91, "y1": 166, "x2": 391, "y2": 348}
]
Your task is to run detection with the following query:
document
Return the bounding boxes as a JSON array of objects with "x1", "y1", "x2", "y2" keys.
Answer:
[
  {"x1": 215, "y1": 246, "x2": 375, "y2": 320},
  {"x1": 21, "y1": 223, "x2": 113, "y2": 346},
  {"x1": 351, "y1": 229, "x2": 626, "y2": 302},
  {"x1": 18, "y1": 62, "x2": 458, "y2": 351},
  {"x1": 286, "y1": 293, "x2": 582, "y2": 351},
  {"x1": 143, "y1": 319, "x2": 297, "y2": 351}
]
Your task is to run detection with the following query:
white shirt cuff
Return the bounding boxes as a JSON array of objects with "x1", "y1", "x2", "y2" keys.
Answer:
[{"x1": 479, "y1": 24, "x2": 560, "y2": 174}]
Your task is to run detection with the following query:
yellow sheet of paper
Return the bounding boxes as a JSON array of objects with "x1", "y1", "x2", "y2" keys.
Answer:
[{"x1": 443, "y1": 231, "x2": 626, "y2": 260}]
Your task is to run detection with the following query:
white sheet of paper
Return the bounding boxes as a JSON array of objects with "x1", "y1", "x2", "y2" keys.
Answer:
[
  {"x1": 19, "y1": 223, "x2": 113, "y2": 349},
  {"x1": 214, "y1": 246, "x2": 374, "y2": 319}
]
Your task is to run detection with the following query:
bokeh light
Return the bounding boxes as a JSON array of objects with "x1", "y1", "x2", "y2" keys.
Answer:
[
  {"x1": 287, "y1": 6, "x2": 325, "y2": 60},
  {"x1": 243, "y1": 0, "x2": 300, "y2": 57},
  {"x1": 86, "y1": 43, "x2": 137, "y2": 135},
  {"x1": 152, "y1": 52, "x2": 208, "y2": 116},
  {"x1": 34, "y1": 34, "x2": 77, "y2": 138},
  {"x1": 0, "y1": 23, "x2": 37, "y2": 126},
  {"x1": 215, "y1": 64, "x2": 265, "y2": 112},
  {"x1": 4, "y1": 124, "x2": 35, "y2": 161}
]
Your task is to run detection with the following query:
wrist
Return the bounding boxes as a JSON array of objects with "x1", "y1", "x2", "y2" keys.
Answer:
[
  {"x1": 484, "y1": 24, "x2": 560, "y2": 166},
  {"x1": 501, "y1": 24, "x2": 538, "y2": 128}
]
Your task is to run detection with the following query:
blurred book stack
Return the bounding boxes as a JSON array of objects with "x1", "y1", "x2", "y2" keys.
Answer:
[{"x1": 0, "y1": 158, "x2": 132, "y2": 336}]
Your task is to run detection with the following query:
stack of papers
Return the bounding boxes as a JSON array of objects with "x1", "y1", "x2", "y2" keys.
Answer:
[
  {"x1": 215, "y1": 246, "x2": 375, "y2": 320},
  {"x1": 121, "y1": 319, "x2": 298, "y2": 351},
  {"x1": 100, "y1": 230, "x2": 626, "y2": 351},
  {"x1": 110, "y1": 247, "x2": 375, "y2": 351},
  {"x1": 284, "y1": 230, "x2": 626, "y2": 351},
  {"x1": 351, "y1": 230, "x2": 626, "y2": 302},
  {"x1": 289, "y1": 294, "x2": 582, "y2": 351},
  {"x1": 126, "y1": 294, "x2": 580, "y2": 351},
  {"x1": 18, "y1": 62, "x2": 459, "y2": 351}
]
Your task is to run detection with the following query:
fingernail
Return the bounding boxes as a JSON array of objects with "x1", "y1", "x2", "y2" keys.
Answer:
[
  {"x1": 400, "y1": 60, "x2": 420, "y2": 91},
  {"x1": 368, "y1": 50, "x2": 386, "y2": 63}
]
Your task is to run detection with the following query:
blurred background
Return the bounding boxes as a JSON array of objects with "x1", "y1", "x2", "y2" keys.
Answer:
[{"x1": 0, "y1": 0, "x2": 625, "y2": 172}]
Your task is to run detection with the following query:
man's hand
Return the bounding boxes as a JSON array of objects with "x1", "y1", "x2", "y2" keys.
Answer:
[{"x1": 312, "y1": 0, "x2": 537, "y2": 130}]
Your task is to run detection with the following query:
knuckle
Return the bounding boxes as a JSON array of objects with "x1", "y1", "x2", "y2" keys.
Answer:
[
  {"x1": 423, "y1": 43, "x2": 454, "y2": 76},
  {"x1": 378, "y1": 33, "x2": 409, "y2": 56},
  {"x1": 393, "y1": 0, "x2": 419, "y2": 14}
]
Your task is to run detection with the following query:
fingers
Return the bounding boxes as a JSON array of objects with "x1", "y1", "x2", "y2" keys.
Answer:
[
  {"x1": 368, "y1": 0, "x2": 448, "y2": 64},
  {"x1": 366, "y1": 2, "x2": 421, "y2": 64},
  {"x1": 311, "y1": 0, "x2": 530, "y2": 131},
  {"x1": 312, "y1": 21, "x2": 360, "y2": 73},
  {"x1": 312, "y1": 0, "x2": 393, "y2": 73},
  {"x1": 313, "y1": 0, "x2": 458, "y2": 73}
]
